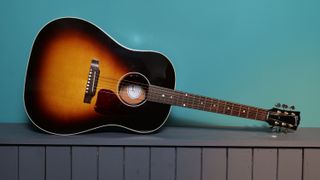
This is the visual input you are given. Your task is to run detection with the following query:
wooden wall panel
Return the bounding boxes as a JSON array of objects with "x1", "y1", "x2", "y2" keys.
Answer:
[
  {"x1": 124, "y1": 147, "x2": 150, "y2": 180},
  {"x1": 253, "y1": 148, "x2": 277, "y2": 180},
  {"x1": 0, "y1": 146, "x2": 18, "y2": 180},
  {"x1": 176, "y1": 147, "x2": 201, "y2": 180},
  {"x1": 72, "y1": 146, "x2": 98, "y2": 180},
  {"x1": 98, "y1": 147, "x2": 124, "y2": 180},
  {"x1": 2, "y1": 146, "x2": 320, "y2": 180},
  {"x1": 228, "y1": 148, "x2": 252, "y2": 180},
  {"x1": 46, "y1": 146, "x2": 71, "y2": 180},
  {"x1": 150, "y1": 147, "x2": 175, "y2": 180},
  {"x1": 202, "y1": 148, "x2": 227, "y2": 180},
  {"x1": 278, "y1": 148, "x2": 302, "y2": 180},
  {"x1": 19, "y1": 146, "x2": 45, "y2": 180},
  {"x1": 303, "y1": 148, "x2": 320, "y2": 180}
]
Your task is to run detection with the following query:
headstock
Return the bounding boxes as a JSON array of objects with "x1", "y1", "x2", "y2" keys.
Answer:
[{"x1": 266, "y1": 103, "x2": 301, "y2": 131}]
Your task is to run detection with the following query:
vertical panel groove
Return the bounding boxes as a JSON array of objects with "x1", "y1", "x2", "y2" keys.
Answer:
[
  {"x1": 200, "y1": 148, "x2": 203, "y2": 180},
  {"x1": 276, "y1": 148, "x2": 279, "y2": 180},
  {"x1": 302, "y1": 148, "x2": 304, "y2": 180},
  {"x1": 70, "y1": 146, "x2": 73, "y2": 180},
  {"x1": 251, "y1": 148, "x2": 253, "y2": 180},
  {"x1": 45, "y1": 146, "x2": 47, "y2": 180},
  {"x1": 149, "y1": 147, "x2": 151, "y2": 180},
  {"x1": 175, "y1": 147, "x2": 177, "y2": 180},
  {"x1": 226, "y1": 148, "x2": 229, "y2": 180},
  {"x1": 18, "y1": 146, "x2": 20, "y2": 180},
  {"x1": 123, "y1": 147, "x2": 125, "y2": 180},
  {"x1": 97, "y1": 147, "x2": 99, "y2": 180},
  {"x1": 123, "y1": 147, "x2": 126, "y2": 180}
]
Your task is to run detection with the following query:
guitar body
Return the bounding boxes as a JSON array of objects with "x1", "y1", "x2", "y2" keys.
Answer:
[{"x1": 24, "y1": 18, "x2": 175, "y2": 135}]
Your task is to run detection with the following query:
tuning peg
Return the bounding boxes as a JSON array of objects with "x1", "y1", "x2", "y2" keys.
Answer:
[
  {"x1": 290, "y1": 105, "x2": 295, "y2": 110},
  {"x1": 282, "y1": 104, "x2": 288, "y2": 109},
  {"x1": 275, "y1": 103, "x2": 281, "y2": 108}
]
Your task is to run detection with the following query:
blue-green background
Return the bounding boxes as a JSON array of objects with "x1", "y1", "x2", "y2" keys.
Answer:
[{"x1": 1, "y1": 0, "x2": 319, "y2": 128}]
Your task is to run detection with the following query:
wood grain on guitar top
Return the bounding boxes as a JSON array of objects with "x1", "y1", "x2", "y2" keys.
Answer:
[{"x1": 24, "y1": 18, "x2": 175, "y2": 134}]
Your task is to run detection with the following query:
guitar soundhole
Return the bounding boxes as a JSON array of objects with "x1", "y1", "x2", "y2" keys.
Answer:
[{"x1": 118, "y1": 72, "x2": 150, "y2": 107}]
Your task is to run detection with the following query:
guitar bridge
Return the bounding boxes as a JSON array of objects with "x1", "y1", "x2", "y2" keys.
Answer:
[{"x1": 84, "y1": 59, "x2": 100, "y2": 103}]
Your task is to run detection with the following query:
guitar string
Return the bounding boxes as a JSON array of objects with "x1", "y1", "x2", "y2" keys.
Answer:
[
  {"x1": 89, "y1": 88, "x2": 267, "y2": 120},
  {"x1": 92, "y1": 78, "x2": 267, "y2": 118},
  {"x1": 97, "y1": 77, "x2": 267, "y2": 112},
  {"x1": 96, "y1": 76, "x2": 268, "y2": 114}
]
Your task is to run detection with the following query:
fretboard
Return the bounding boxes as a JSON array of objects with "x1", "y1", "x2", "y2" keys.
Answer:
[{"x1": 147, "y1": 85, "x2": 268, "y2": 121}]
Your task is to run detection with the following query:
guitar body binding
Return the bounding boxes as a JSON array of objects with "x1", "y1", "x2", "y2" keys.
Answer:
[{"x1": 24, "y1": 17, "x2": 176, "y2": 135}]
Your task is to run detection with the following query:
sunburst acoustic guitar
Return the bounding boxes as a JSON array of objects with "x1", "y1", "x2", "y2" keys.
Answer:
[{"x1": 24, "y1": 17, "x2": 301, "y2": 135}]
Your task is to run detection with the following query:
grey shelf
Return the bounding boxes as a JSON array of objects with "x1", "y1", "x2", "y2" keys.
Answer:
[
  {"x1": 0, "y1": 123, "x2": 319, "y2": 147},
  {"x1": 1, "y1": 123, "x2": 320, "y2": 180}
]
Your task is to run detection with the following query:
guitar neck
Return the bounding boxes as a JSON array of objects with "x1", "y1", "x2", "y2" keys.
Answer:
[{"x1": 148, "y1": 85, "x2": 268, "y2": 121}]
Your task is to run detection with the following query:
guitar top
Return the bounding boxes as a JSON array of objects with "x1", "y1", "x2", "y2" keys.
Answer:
[{"x1": 24, "y1": 17, "x2": 301, "y2": 135}]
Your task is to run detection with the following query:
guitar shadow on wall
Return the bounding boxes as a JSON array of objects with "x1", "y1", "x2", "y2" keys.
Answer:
[{"x1": 165, "y1": 115, "x2": 273, "y2": 133}]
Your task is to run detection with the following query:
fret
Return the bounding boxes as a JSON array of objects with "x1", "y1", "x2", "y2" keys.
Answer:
[
  {"x1": 239, "y1": 106, "x2": 249, "y2": 118},
  {"x1": 248, "y1": 107, "x2": 258, "y2": 119},
  {"x1": 208, "y1": 99, "x2": 214, "y2": 112},
  {"x1": 225, "y1": 102, "x2": 233, "y2": 115},
  {"x1": 222, "y1": 101, "x2": 227, "y2": 114},
  {"x1": 187, "y1": 94, "x2": 196, "y2": 108},
  {"x1": 256, "y1": 109, "x2": 267, "y2": 121},
  {"x1": 211, "y1": 99, "x2": 219, "y2": 112},
  {"x1": 216, "y1": 100, "x2": 223, "y2": 114},
  {"x1": 182, "y1": 92, "x2": 189, "y2": 106},
  {"x1": 203, "y1": 97, "x2": 211, "y2": 111},
  {"x1": 176, "y1": 91, "x2": 184, "y2": 107},
  {"x1": 196, "y1": 96, "x2": 202, "y2": 109},
  {"x1": 192, "y1": 95, "x2": 198, "y2": 109},
  {"x1": 254, "y1": 108, "x2": 259, "y2": 120},
  {"x1": 147, "y1": 85, "x2": 267, "y2": 122},
  {"x1": 231, "y1": 104, "x2": 241, "y2": 116},
  {"x1": 190, "y1": 94, "x2": 195, "y2": 109},
  {"x1": 189, "y1": 94, "x2": 196, "y2": 109},
  {"x1": 200, "y1": 96, "x2": 206, "y2": 110}
]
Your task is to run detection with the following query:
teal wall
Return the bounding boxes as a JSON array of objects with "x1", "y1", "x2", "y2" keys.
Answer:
[{"x1": 1, "y1": 0, "x2": 319, "y2": 128}]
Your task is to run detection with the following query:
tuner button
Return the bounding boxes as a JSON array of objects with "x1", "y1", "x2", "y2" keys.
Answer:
[
  {"x1": 291, "y1": 112, "x2": 296, "y2": 116},
  {"x1": 274, "y1": 121, "x2": 279, "y2": 125},
  {"x1": 275, "y1": 103, "x2": 281, "y2": 108},
  {"x1": 288, "y1": 124, "x2": 294, "y2": 128},
  {"x1": 282, "y1": 104, "x2": 288, "y2": 109},
  {"x1": 290, "y1": 105, "x2": 295, "y2": 110},
  {"x1": 281, "y1": 122, "x2": 286, "y2": 127},
  {"x1": 284, "y1": 111, "x2": 289, "y2": 115}
]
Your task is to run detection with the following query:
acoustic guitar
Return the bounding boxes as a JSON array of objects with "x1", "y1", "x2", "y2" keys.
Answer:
[{"x1": 24, "y1": 17, "x2": 301, "y2": 135}]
